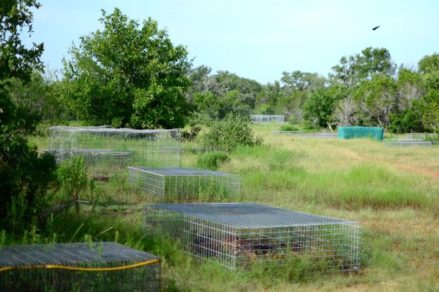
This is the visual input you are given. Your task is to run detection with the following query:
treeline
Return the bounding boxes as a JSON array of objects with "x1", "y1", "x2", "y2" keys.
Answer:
[{"x1": 8, "y1": 8, "x2": 439, "y2": 134}]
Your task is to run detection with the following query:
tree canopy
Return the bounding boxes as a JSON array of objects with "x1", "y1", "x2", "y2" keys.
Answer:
[
  {"x1": 63, "y1": 8, "x2": 192, "y2": 129},
  {"x1": 330, "y1": 47, "x2": 395, "y2": 86}
]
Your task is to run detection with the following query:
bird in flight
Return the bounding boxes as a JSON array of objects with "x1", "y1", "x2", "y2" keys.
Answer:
[{"x1": 372, "y1": 25, "x2": 380, "y2": 31}]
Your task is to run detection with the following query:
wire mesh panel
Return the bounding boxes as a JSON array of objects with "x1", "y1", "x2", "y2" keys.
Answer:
[
  {"x1": 0, "y1": 242, "x2": 160, "y2": 291},
  {"x1": 250, "y1": 115, "x2": 285, "y2": 123},
  {"x1": 383, "y1": 139, "x2": 432, "y2": 147},
  {"x1": 129, "y1": 167, "x2": 240, "y2": 202},
  {"x1": 273, "y1": 131, "x2": 338, "y2": 138},
  {"x1": 48, "y1": 126, "x2": 181, "y2": 180},
  {"x1": 145, "y1": 203, "x2": 360, "y2": 271}
]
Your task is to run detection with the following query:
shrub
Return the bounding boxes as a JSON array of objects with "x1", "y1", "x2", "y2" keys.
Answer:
[
  {"x1": 181, "y1": 125, "x2": 201, "y2": 142},
  {"x1": 197, "y1": 151, "x2": 230, "y2": 170},
  {"x1": 57, "y1": 157, "x2": 89, "y2": 214},
  {"x1": 0, "y1": 89, "x2": 57, "y2": 233},
  {"x1": 280, "y1": 124, "x2": 299, "y2": 132},
  {"x1": 388, "y1": 103, "x2": 425, "y2": 133},
  {"x1": 425, "y1": 133, "x2": 439, "y2": 142},
  {"x1": 202, "y1": 116, "x2": 262, "y2": 152}
]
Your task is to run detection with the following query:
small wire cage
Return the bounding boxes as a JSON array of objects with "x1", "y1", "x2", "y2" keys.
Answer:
[
  {"x1": 250, "y1": 115, "x2": 285, "y2": 123},
  {"x1": 145, "y1": 203, "x2": 360, "y2": 271},
  {"x1": 383, "y1": 139, "x2": 432, "y2": 147},
  {"x1": 273, "y1": 131, "x2": 338, "y2": 138},
  {"x1": 0, "y1": 242, "x2": 160, "y2": 291},
  {"x1": 48, "y1": 126, "x2": 181, "y2": 180},
  {"x1": 129, "y1": 167, "x2": 240, "y2": 202}
]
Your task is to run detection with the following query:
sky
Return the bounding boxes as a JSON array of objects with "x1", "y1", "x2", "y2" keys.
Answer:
[{"x1": 28, "y1": 0, "x2": 439, "y2": 83}]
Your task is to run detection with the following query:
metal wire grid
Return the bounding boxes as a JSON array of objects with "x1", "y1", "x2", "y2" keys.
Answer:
[
  {"x1": 383, "y1": 139, "x2": 432, "y2": 147},
  {"x1": 0, "y1": 242, "x2": 160, "y2": 291},
  {"x1": 145, "y1": 203, "x2": 360, "y2": 271},
  {"x1": 273, "y1": 131, "x2": 338, "y2": 138},
  {"x1": 48, "y1": 126, "x2": 181, "y2": 179},
  {"x1": 128, "y1": 167, "x2": 241, "y2": 202},
  {"x1": 250, "y1": 115, "x2": 285, "y2": 123}
]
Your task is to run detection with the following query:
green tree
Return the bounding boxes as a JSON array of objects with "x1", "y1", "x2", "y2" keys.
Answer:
[
  {"x1": 256, "y1": 81, "x2": 283, "y2": 114},
  {"x1": 388, "y1": 100, "x2": 425, "y2": 133},
  {"x1": 189, "y1": 69, "x2": 262, "y2": 121},
  {"x1": 416, "y1": 53, "x2": 439, "y2": 132},
  {"x1": 281, "y1": 70, "x2": 326, "y2": 92},
  {"x1": 303, "y1": 88, "x2": 339, "y2": 127},
  {"x1": 329, "y1": 47, "x2": 397, "y2": 127},
  {"x1": 214, "y1": 71, "x2": 262, "y2": 110},
  {"x1": 63, "y1": 8, "x2": 191, "y2": 128},
  {"x1": 330, "y1": 47, "x2": 395, "y2": 86},
  {"x1": 7, "y1": 72, "x2": 69, "y2": 123},
  {"x1": 353, "y1": 75, "x2": 398, "y2": 126},
  {"x1": 388, "y1": 67, "x2": 425, "y2": 133},
  {"x1": 279, "y1": 71, "x2": 326, "y2": 122},
  {"x1": 0, "y1": 0, "x2": 44, "y2": 81},
  {"x1": 419, "y1": 92, "x2": 439, "y2": 132},
  {"x1": 418, "y1": 53, "x2": 439, "y2": 74},
  {"x1": 0, "y1": 0, "x2": 56, "y2": 232}
]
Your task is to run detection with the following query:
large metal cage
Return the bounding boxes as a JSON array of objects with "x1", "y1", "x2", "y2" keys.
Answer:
[
  {"x1": 0, "y1": 242, "x2": 160, "y2": 291},
  {"x1": 129, "y1": 167, "x2": 240, "y2": 202},
  {"x1": 48, "y1": 126, "x2": 181, "y2": 180},
  {"x1": 145, "y1": 203, "x2": 360, "y2": 271},
  {"x1": 250, "y1": 115, "x2": 285, "y2": 123}
]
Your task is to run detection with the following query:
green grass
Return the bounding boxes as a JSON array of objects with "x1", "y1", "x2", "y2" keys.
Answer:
[
  {"x1": 8, "y1": 124, "x2": 439, "y2": 291},
  {"x1": 196, "y1": 151, "x2": 230, "y2": 170}
]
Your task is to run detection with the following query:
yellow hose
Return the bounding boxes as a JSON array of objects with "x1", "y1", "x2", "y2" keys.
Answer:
[{"x1": 0, "y1": 258, "x2": 160, "y2": 272}]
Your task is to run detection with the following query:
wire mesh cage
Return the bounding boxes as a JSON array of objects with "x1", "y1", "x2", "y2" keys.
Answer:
[
  {"x1": 145, "y1": 203, "x2": 360, "y2": 271},
  {"x1": 129, "y1": 167, "x2": 240, "y2": 202},
  {"x1": 383, "y1": 139, "x2": 432, "y2": 147},
  {"x1": 250, "y1": 115, "x2": 285, "y2": 123},
  {"x1": 273, "y1": 131, "x2": 338, "y2": 138},
  {"x1": 48, "y1": 126, "x2": 181, "y2": 180},
  {"x1": 0, "y1": 242, "x2": 160, "y2": 291}
]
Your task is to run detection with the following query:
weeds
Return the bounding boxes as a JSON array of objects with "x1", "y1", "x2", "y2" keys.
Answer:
[
  {"x1": 4, "y1": 124, "x2": 439, "y2": 291},
  {"x1": 196, "y1": 151, "x2": 230, "y2": 170},
  {"x1": 57, "y1": 156, "x2": 89, "y2": 213}
]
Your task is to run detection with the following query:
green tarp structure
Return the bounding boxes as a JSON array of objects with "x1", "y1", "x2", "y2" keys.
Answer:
[{"x1": 338, "y1": 126, "x2": 384, "y2": 141}]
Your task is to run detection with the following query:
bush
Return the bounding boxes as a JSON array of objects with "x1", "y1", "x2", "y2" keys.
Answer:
[
  {"x1": 280, "y1": 124, "x2": 299, "y2": 132},
  {"x1": 57, "y1": 157, "x2": 89, "y2": 214},
  {"x1": 0, "y1": 89, "x2": 57, "y2": 233},
  {"x1": 181, "y1": 125, "x2": 201, "y2": 142},
  {"x1": 197, "y1": 152, "x2": 230, "y2": 170},
  {"x1": 425, "y1": 133, "x2": 439, "y2": 142},
  {"x1": 388, "y1": 102, "x2": 425, "y2": 133},
  {"x1": 202, "y1": 116, "x2": 262, "y2": 152}
]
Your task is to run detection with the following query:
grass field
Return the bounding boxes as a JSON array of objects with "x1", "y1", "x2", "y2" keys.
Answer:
[{"x1": 17, "y1": 124, "x2": 439, "y2": 291}]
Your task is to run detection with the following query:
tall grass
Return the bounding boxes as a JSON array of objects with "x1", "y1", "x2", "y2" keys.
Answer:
[
  {"x1": 227, "y1": 145, "x2": 434, "y2": 210},
  {"x1": 6, "y1": 124, "x2": 439, "y2": 291}
]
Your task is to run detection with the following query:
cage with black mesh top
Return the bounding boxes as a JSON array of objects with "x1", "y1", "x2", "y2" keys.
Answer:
[
  {"x1": 48, "y1": 126, "x2": 181, "y2": 181},
  {"x1": 250, "y1": 114, "x2": 285, "y2": 123},
  {"x1": 0, "y1": 242, "x2": 160, "y2": 291},
  {"x1": 129, "y1": 167, "x2": 240, "y2": 202},
  {"x1": 145, "y1": 203, "x2": 360, "y2": 271}
]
